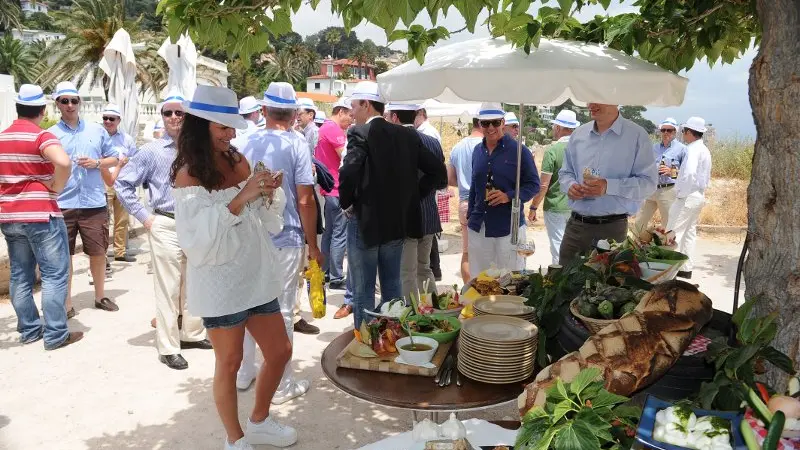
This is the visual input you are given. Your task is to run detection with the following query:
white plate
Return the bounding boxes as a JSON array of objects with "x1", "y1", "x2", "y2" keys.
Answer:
[
  {"x1": 461, "y1": 316, "x2": 538, "y2": 343},
  {"x1": 473, "y1": 296, "x2": 533, "y2": 316}
]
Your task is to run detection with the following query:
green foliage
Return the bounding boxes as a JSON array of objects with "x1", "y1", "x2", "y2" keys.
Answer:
[
  {"x1": 696, "y1": 297, "x2": 795, "y2": 411},
  {"x1": 22, "y1": 12, "x2": 56, "y2": 31},
  {"x1": 0, "y1": 0, "x2": 23, "y2": 32},
  {"x1": 374, "y1": 60, "x2": 389, "y2": 75},
  {"x1": 337, "y1": 66, "x2": 352, "y2": 80},
  {"x1": 620, "y1": 106, "x2": 656, "y2": 134},
  {"x1": 516, "y1": 368, "x2": 640, "y2": 450},
  {"x1": 39, "y1": 114, "x2": 58, "y2": 129},
  {"x1": 0, "y1": 34, "x2": 40, "y2": 87},
  {"x1": 710, "y1": 138, "x2": 754, "y2": 180}
]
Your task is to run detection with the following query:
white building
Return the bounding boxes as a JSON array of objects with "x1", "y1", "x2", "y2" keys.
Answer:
[
  {"x1": 8, "y1": 28, "x2": 65, "y2": 44},
  {"x1": 20, "y1": 1, "x2": 48, "y2": 15},
  {"x1": 537, "y1": 106, "x2": 554, "y2": 122}
]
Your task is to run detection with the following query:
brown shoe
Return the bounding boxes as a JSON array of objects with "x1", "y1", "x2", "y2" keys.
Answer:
[
  {"x1": 45, "y1": 331, "x2": 84, "y2": 350},
  {"x1": 66, "y1": 308, "x2": 77, "y2": 319},
  {"x1": 293, "y1": 318, "x2": 320, "y2": 335},
  {"x1": 150, "y1": 317, "x2": 156, "y2": 328},
  {"x1": 94, "y1": 297, "x2": 119, "y2": 312},
  {"x1": 334, "y1": 304, "x2": 353, "y2": 319}
]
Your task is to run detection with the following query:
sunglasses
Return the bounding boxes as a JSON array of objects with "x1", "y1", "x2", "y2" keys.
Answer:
[
  {"x1": 162, "y1": 110, "x2": 185, "y2": 118},
  {"x1": 58, "y1": 98, "x2": 80, "y2": 105},
  {"x1": 660, "y1": 128, "x2": 676, "y2": 133},
  {"x1": 102, "y1": 116, "x2": 118, "y2": 122},
  {"x1": 480, "y1": 119, "x2": 503, "y2": 128}
]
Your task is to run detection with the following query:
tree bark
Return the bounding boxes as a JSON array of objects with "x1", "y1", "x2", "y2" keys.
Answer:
[{"x1": 746, "y1": 0, "x2": 800, "y2": 391}]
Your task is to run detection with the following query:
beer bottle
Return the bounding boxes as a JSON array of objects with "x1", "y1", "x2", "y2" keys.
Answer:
[
  {"x1": 659, "y1": 157, "x2": 667, "y2": 174},
  {"x1": 670, "y1": 161, "x2": 679, "y2": 179},
  {"x1": 485, "y1": 168, "x2": 495, "y2": 200}
]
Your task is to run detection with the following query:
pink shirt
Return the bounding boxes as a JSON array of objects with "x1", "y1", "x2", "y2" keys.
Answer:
[{"x1": 316, "y1": 120, "x2": 346, "y2": 197}]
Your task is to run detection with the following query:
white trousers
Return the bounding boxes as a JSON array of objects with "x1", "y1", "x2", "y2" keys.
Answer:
[
  {"x1": 468, "y1": 224, "x2": 526, "y2": 275},
  {"x1": 239, "y1": 246, "x2": 303, "y2": 394},
  {"x1": 635, "y1": 185, "x2": 677, "y2": 234},
  {"x1": 148, "y1": 215, "x2": 205, "y2": 355},
  {"x1": 543, "y1": 211, "x2": 570, "y2": 265},
  {"x1": 667, "y1": 191, "x2": 705, "y2": 272}
]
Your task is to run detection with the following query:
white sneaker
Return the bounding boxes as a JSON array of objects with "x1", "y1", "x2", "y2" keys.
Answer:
[
  {"x1": 236, "y1": 366, "x2": 257, "y2": 391},
  {"x1": 271, "y1": 379, "x2": 310, "y2": 405},
  {"x1": 245, "y1": 417, "x2": 297, "y2": 447},
  {"x1": 224, "y1": 437, "x2": 254, "y2": 450}
]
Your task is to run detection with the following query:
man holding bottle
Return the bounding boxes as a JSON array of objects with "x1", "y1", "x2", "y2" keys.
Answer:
[
  {"x1": 466, "y1": 103, "x2": 540, "y2": 275},
  {"x1": 634, "y1": 117, "x2": 687, "y2": 234}
]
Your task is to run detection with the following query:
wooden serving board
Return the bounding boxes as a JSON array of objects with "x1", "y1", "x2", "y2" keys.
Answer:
[{"x1": 335, "y1": 338, "x2": 453, "y2": 377}]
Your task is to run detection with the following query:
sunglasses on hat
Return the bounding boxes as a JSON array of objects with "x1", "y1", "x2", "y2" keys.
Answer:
[
  {"x1": 58, "y1": 98, "x2": 80, "y2": 105},
  {"x1": 102, "y1": 116, "x2": 118, "y2": 122},
  {"x1": 480, "y1": 119, "x2": 503, "y2": 128},
  {"x1": 162, "y1": 110, "x2": 185, "y2": 118}
]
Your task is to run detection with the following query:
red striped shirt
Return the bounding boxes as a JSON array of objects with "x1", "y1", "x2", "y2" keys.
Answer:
[{"x1": 0, "y1": 119, "x2": 62, "y2": 222}]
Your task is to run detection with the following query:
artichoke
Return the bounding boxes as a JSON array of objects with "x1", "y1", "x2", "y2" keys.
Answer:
[
  {"x1": 597, "y1": 300, "x2": 614, "y2": 320},
  {"x1": 619, "y1": 302, "x2": 637, "y2": 317},
  {"x1": 578, "y1": 300, "x2": 598, "y2": 318}
]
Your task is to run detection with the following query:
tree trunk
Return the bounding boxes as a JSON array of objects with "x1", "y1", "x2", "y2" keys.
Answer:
[{"x1": 746, "y1": 0, "x2": 800, "y2": 391}]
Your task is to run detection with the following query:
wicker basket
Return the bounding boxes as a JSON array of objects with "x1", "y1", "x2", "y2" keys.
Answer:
[{"x1": 570, "y1": 299, "x2": 616, "y2": 334}]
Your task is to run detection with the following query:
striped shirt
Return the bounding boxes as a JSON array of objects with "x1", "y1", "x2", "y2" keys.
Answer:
[
  {"x1": 415, "y1": 128, "x2": 444, "y2": 236},
  {"x1": 114, "y1": 136, "x2": 177, "y2": 224},
  {"x1": 0, "y1": 119, "x2": 62, "y2": 222}
]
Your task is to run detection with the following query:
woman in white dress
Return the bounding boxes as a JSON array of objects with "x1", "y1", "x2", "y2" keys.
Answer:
[{"x1": 170, "y1": 86, "x2": 297, "y2": 450}]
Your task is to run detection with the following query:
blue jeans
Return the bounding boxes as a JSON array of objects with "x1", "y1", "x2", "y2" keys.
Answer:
[
  {"x1": 1, "y1": 218, "x2": 70, "y2": 348},
  {"x1": 346, "y1": 217, "x2": 404, "y2": 328},
  {"x1": 322, "y1": 196, "x2": 347, "y2": 283}
]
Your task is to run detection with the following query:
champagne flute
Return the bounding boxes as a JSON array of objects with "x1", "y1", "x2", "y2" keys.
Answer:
[{"x1": 516, "y1": 238, "x2": 536, "y2": 273}]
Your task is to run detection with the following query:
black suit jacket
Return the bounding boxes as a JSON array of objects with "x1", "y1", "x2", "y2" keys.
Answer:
[{"x1": 339, "y1": 117, "x2": 447, "y2": 247}]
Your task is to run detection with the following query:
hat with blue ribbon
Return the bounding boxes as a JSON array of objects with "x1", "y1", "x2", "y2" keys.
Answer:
[
  {"x1": 183, "y1": 86, "x2": 247, "y2": 130},
  {"x1": 659, "y1": 117, "x2": 678, "y2": 130},
  {"x1": 386, "y1": 103, "x2": 420, "y2": 112},
  {"x1": 16, "y1": 84, "x2": 47, "y2": 106},
  {"x1": 333, "y1": 96, "x2": 351, "y2": 110},
  {"x1": 103, "y1": 103, "x2": 122, "y2": 117},
  {"x1": 53, "y1": 81, "x2": 79, "y2": 99},
  {"x1": 350, "y1": 81, "x2": 385, "y2": 103},
  {"x1": 477, "y1": 102, "x2": 505, "y2": 120},
  {"x1": 239, "y1": 96, "x2": 261, "y2": 115},
  {"x1": 159, "y1": 90, "x2": 186, "y2": 112},
  {"x1": 314, "y1": 111, "x2": 327, "y2": 125},
  {"x1": 551, "y1": 110, "x2": 580, "y2": 129},
  {"x1": 298, "y1": 97, "x2": 317, "y2": 111},
  {"x1": 504, "y1": 112, "x2": 520, "y2": 126},
  {"x1": 260, "y1": 82, "x2": 299, "y2": 109}
]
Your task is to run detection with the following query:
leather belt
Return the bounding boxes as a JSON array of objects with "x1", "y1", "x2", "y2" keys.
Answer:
[
  {"x1": 657, "y1": 183, "x2": 675, "y2": 189},
  {"x1": 570, "y1": 212, "x2": 628, "y2": 225},
  {"x1": 154, "y1": 209, "x2": 174, "y2": 220}
]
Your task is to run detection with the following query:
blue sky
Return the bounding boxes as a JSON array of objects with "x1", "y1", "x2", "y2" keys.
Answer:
[{"x1": 291, "y1": 1, "x2": 757, "y2": 138}]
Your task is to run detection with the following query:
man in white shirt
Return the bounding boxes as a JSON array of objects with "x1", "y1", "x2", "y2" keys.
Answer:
[
  {"x1": 100, "y1": 104, "x2": 137, "y2": 263},
  {"x1": 667, "y1": 117, "x2": 712, "y2": 279},
  {"x1": 236, "y1": 96, "x2": 262, "y2": 139},
  {"x1": 414, "y1": 107, "x2": 442, "y2": 142}
]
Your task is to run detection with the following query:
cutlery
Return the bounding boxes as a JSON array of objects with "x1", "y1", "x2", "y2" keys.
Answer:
[
  {"x1": 439, "y1": 357, "x2": 454, "y2": 387},
  {"x1": 435, "y1": 355, "x2": 453, "y2": 384}
]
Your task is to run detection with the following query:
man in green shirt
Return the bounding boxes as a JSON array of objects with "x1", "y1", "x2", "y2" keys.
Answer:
[{"x1": 528, "y1": 110, "x2": 580, "y2": 264}]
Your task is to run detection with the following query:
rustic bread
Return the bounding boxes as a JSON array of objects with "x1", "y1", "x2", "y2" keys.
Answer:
[{"x1": 518, "y1": 280, "x2": 713, "y2": 415}]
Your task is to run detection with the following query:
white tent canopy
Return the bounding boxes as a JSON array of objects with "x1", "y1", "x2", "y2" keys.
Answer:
[
  {"x1": 99, "y1": 28, "x2": 139, "y2": 136},
  {"x1": 158, "y1": 34, "x2": 197, "y2": 101},
  {"x1": 419, "y1": 99, "x2": 480, "y2": 123},
  {"x1": 377, "y1": 37, "x2": 688, "y2": 107}
]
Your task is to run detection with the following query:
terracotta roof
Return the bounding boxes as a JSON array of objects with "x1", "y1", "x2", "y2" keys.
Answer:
[
  {"x1": 307, "y1": 75, "x2": 331, "y2": 79},
  {"x1": 297, "y1": 92, "x2": 339, "y2": 103},
  {"x1": 321, "y1": 58, "x2": 376, "y2": 68}
]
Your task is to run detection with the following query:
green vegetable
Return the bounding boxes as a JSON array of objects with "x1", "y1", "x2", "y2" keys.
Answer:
[
  {"x1": 762, "y1": 410, "x2": 785, "y2": 450},
  {"x1": 748, "y1": 387, "x2": 774, "y2": 424},
  {"x1": 740, "y1": 418, "x2": 760, "y2": 450},
  {"x1": 598, "y1": 300, "x2": 614, "y2": 320},
  {"x1": 578, "y1": 300, "x2": 598, "y2": 318},
  {"x1": 619, "y1": 302, "x2": 636, "y2": 317}
]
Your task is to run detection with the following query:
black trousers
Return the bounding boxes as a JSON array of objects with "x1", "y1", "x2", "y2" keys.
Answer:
[{"x1": 430, "y1": 233, "x2": 441, "y2": 277}]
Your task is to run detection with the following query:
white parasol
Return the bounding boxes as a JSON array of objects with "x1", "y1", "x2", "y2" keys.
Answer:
[
  {"x1": 378, "y1": 37, "x2": 688, "y2": 244},
  {"x1": 420, "y1": 99, "x2": 481, "y2": 123},
  {"x1": 158, "y1": 34, "x2": 197, "y2": 101},
  {"x1": 99, "y1": 28, "x2": 139, "y2": 136}
]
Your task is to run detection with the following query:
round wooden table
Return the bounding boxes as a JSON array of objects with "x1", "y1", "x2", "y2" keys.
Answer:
[{"x1": 321, "y1": 332, "x2": 534, "y2": 413}]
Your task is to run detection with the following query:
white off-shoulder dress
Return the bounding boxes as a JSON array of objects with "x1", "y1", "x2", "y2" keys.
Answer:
[{"x1": 173, "y1": 184, "x2": 287, "y2": 318}]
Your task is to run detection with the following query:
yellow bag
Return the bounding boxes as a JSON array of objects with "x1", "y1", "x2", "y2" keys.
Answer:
[{"x1": 304, "y1": 260, "x2": 326, "y2": 319}]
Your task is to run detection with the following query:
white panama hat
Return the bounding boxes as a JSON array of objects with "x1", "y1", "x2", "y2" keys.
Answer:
[
  {"x1": 385, "y1": 103, "x2": 420, "y2": 112},
  {"x1": 504, "y1": 112, "x2": 520, "y2": 125},
  {"x1": 260, "y1": 82, "x2": 299, "y2": 109},
  {"x1": 103, "y1": 103, "x2": 122, "y2": 117},
  {"x1": 183, "y1": 85, "x2": 247, "y2": 130},
  {"x1": 551, "y1": 110, "x2": 580, "y2": 129},
  {"x1": 298, "y1": 97, "x2": 317, "y2": 111},
  {"x1": 159, "y1": 90, "x2": 186, "y2": 112},
  {"x1": 53, "y1": 81, "x2": 79, "y2": 99},
  {"x1": 477, "y1": 103, "x2": 505, "y2": 120},
  {"x1": 16, "y1": 84, "x2": 47, "y2": 106},
  {"x1": 314, "y1": 111, "x2": 327, "y2": 124},
  {"x1": 659, "y1": 117, "x2": 678, "y2": 129},
  {"x1": 238, "y1": 96, "x2": 261, "y2": 115},
  {"x1": 333, "y1": 96, "x2": 351, "y2": 110},
  {"x1": 682, "y1": 116, "x2": 707, "y2": 133},
  {"x1": 350, "y1": 81, "x2": 384, "y2": 103}
]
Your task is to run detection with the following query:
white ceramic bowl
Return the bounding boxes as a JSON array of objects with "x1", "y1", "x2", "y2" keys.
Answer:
[
  {"x1": 639, "y1": 261, "x2": 679, "y2": 281},
  {"x1": 396, "y1": 336, "x2": 439, "y2": 365}
]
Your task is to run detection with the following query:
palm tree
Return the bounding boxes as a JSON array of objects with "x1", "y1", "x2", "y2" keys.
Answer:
[
  {"x1": 264, "y1": 49, "x2": 302, "y2": 84},
  {"x1": 0, "y1": 0, "x2": 23, "y2": 32},
  {"x1": 133, "y1": 33, "x2": 168, "y2": 99},
  {"x1": 0, "y1": 34, "x2": 37, "y2": 87},
  {"x1": 324, "y1": 29, "x2": 341, "y2": 59},
  {"x1": 287, "y1": 43, "x2": 319, "y2": 78}
]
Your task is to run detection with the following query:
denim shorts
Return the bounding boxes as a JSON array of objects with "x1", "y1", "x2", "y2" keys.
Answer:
[{"x1": 202, "y1": 299, "x2": 280, "y2": 329}]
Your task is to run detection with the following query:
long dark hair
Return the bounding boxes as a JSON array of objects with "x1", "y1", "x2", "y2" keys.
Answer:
[{"x1": 169, "y1": 114, "x2": 241, "y2": 190}]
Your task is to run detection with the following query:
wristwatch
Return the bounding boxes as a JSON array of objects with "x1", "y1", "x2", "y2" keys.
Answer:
[{"x1": 94, "y1": 160, "x2": 101, "y2": 169}]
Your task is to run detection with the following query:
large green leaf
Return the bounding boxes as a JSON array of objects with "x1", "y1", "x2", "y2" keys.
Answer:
[
  {"x1": 732, "y1": 296, "x2": 758, "y2": 327},
  {"x1": 759, "y1": 346, "x2": 796, "y2": 374},
  {"x1": 553, "y1": 420, "x2": 600, "y2": 450},
  {"x1": 590, "y1": 390, "x2": 630, "y2": 409},
  {"x1": 552, "y1": 399, "x2": 575, "y2": 424},
  {"x1": 575, "y1": 407, "x2": 612, "y2": 435},
  {"x1": 569, "y1": 368, "x2": 602, "y2": 396}
]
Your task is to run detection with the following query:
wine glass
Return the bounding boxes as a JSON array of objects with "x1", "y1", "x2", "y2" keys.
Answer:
[{"x1": 516, "y1": 238, "x2": 536, "y2": 273}]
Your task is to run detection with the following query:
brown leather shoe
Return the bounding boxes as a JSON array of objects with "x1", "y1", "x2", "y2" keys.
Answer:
[
  {"x1": 95, "y1": 297, "x2": 119, "y2": 312},
  {"x1": 45, "y1": 331, "x2": 84, "y2": 350},
  {"x1": 293, "y1": 318, "x2": 320, "y2": 335},
  {"x1": 334, "y1": 304, "x2": 353, "y2": 319}
]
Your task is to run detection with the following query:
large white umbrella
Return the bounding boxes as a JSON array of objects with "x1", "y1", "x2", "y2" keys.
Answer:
[
  {"x1": 420, "y1": 99, "x2": 481, "y2": 123},
  {"x1": 99, "y1": 28, "x2": 138, "y2": 136},
  {"x1": 378, "y1": 37, "x2": 688, "y2": 244},
  {"x1": 158, "y1": 34, "x2": 197, "y2": 101}
]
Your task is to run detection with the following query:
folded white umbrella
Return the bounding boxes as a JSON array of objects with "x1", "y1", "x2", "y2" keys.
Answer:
[
  {"x1": 378, "y1": 37, "x2": 688, "y2": 107},
  {"x1": 158, "y1": 33, "x2": 197, "y2": 101},
  {"x1": 99, "y1": 28, "x2": 139, "y2": 136}
]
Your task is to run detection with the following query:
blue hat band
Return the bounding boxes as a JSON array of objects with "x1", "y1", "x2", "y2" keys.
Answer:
[
  {"x1": 56, "y1": 89, "x2": 79, "y2": 97},
  {"x1": 479, "y1": 109, "x2": 505, "y2": 116},
  {"x1": 555, "y1": 119, "x2": 578, "y2": 127},
  {"x1": 264, "y1": 94, "x2": 297, "y2": 105},
  {"x1": 19, "y1": 92, "x2": 44, "y2": 102},
  {"x1": 104, "y1": 109, "x2": 121, "y2": 116},
  {"x1": 163, "y1": 96, "x2": 184, "y2": 103},
  {"x1": 188, "y1": 101, "x2": 239, "y2": 115}
]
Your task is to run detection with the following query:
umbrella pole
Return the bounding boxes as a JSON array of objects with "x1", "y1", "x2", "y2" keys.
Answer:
[{"x1": 510, "y1": 104, "x2": 524, "y2": 245}]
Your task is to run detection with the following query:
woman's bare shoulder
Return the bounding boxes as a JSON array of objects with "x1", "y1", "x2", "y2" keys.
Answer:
[{"x1": 173, "y1": 166, "x2": 202, "y2": 188}]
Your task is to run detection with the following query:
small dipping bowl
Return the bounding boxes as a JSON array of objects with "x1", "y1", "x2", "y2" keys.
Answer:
[{"x1": 396, "y1": 336, "x2": 439, "y2": 365}]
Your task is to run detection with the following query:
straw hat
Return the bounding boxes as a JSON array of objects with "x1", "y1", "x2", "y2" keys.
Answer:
[
  {"x1": 15, "y1": 84, "x2": 47, "y2": 106},
  {"x1": 385, "y1": 103, "x2": 420, "y2": 112},
  {"x1": 298, "y1": 97, "x2": 317, "y2": 111},
  {"x1": 53, "y1": 81, "x2": 79, "y2": 99},
  {"x1": 182, "y1": 85, "x2": 247, "y2": 129},
  {"x1": 159, "y1": 90, "x2": 186, "y2": 112},
  {"x1": 333, "y1": 96, "x2": 351, "y2": 110},
  {"x1": 551, "y1": 110, "x2": 580, "y2": 129},
  {"x1": 260, "y1": 82, "x2": 299, "y2": 109},
  {"x1": 682, "y1": 116, "x2": 707, "y2": 133},
  {"x1": 314, "y1": 111, "x2": 327, "y2": 124},
  {"x1": 238, "y1": 96, "x2": 261, "y2": 115},
  {"x1": 504, "y1": 112, "x2": 520, "y2": 125},
  {"x1": 659, "y1": 117, "x2": 678, "y2": 129},
  {"x1": 477, "y1": 103, "x2": 504, "y2": 120},
  {"x1": 103, "y1": 103, "x2": 122, "y2": 117},
  {"x1": 350, "y1": 81, "x2": 384, "y2": 103}
]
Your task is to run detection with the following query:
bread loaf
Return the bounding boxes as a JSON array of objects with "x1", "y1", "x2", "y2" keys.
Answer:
[{"x1": 518, "y1": 280, "x2": 713, "y2": 416}]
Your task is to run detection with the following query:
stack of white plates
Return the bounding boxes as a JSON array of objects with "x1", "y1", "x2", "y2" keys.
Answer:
[
  {"x1": 458, "y1": 315, "x2": 538, "y2": 384},
  {"x1": 473, "y1": 295, "x2": 536, "y2": 323}
]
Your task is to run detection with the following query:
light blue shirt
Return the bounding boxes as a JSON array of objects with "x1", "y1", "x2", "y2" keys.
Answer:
[
  {"x1": 115, "y1": 136, "x2": 177, "y2": 224},
  {"x1": 559, "y1": 114, "x2": 657, "y2": 216},
  {"x1": 235, "y1": 129, "x2": 314, "y2": 248},
  {"x1": 50, "y1": 120, "x2": 118, "y2": 209},
  {"x1": 109, "y1": 130, "x2": 137, "y2": 158},
  {"x1": 653, "y1": 138, "x2": 687, "y2": 186},
  {"x1": 449, "y1": 136, "x2": 483, "y2": 201}
]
